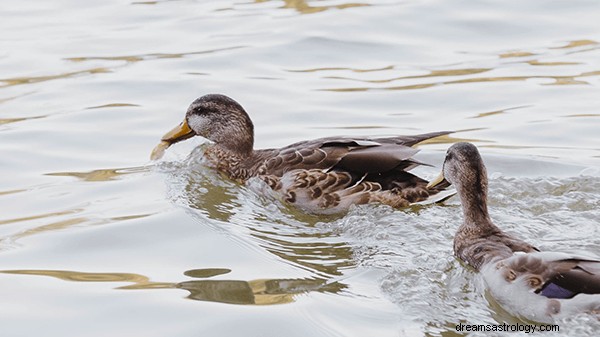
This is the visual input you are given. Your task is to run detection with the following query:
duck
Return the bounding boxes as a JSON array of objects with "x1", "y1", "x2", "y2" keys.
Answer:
[
  {"x1": 427, "y1": 142, "x2": 600, "y2": 323},
  {"x1": 151, "y1": 94, "x2": 452, "y2": 214}
]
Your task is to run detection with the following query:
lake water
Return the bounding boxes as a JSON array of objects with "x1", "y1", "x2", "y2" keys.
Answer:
[{"x1": 1, "y1": 0, "x2": 599, "y2": 336}]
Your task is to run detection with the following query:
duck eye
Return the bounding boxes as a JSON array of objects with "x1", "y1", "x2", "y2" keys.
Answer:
[{"x1": 446, "y1": 152, "x2": 453, "y2": 161}]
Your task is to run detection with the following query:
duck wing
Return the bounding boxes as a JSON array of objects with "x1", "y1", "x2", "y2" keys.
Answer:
[
  {"x1": 496, "y1": 252, "x2": 600, "y2": 298},
  {"x1": 481, "y1": 251, "x2": 600, "y2": 323},
  {"x1": 251, "y1": 131, "x2": 451, "y2": 213},
  {"x1": 257, "y1": 131, "x2": 451, "y2": 177}
]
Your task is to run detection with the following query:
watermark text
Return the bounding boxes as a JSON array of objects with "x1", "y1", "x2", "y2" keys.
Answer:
[{"x1": 455, "y1": 322, "x2": 559, "y2": 333}]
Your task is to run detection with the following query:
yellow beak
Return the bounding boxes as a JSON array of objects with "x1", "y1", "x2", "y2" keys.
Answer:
[
  {"x1": 150, "y1": 119, "x2": 195, "y2": 160},
  {"x1": 160, "y1": 119, "x2": 195, "y2": 143},
  {"x1": 426, "y1": 171, "x2": 446, "y2": 189}
]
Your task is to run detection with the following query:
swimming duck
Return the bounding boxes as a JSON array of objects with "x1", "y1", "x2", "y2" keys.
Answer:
[
  {"x1": 151, "y1": 94, "x2": 451, "y2": 214},
  {"x1": 428, "y1": 142, "x2": 600, "y2": 323}
]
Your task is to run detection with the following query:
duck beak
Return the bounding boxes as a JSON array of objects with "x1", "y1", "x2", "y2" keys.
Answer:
[
  {"x1": 427, "y1": 171, "x2": 446, "y2": 189},
  {"x1": 150, "y1": 119, "x2": 195, "y2": 160},
  {"x1": 160, "y1": 119, "x2": 195, "y2": 143}
]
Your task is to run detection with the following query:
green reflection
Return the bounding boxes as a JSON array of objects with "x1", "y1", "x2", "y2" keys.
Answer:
[{"x1": 1, "y1": 268, "x2": 346, "y2": 306}]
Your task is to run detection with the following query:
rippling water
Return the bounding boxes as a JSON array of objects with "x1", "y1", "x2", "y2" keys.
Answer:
[{"x1": 1, "y1": 0, "x2": 599, "y2": 336}]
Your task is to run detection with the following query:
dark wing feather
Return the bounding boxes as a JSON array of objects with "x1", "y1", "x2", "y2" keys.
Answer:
[
  {"x1": 546, "y1": 260, "x2": 600, "y2": 296},
  {"x1": 504, "y1": 254, "x2": 600, "y2": 299},
  {"x1": 336, "y1": 145, "x2": 419, "y2": 173}
]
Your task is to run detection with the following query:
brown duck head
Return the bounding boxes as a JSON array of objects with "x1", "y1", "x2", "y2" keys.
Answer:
[{"x1": 151, "y1": 94, "x2": 255, "y2": 160}]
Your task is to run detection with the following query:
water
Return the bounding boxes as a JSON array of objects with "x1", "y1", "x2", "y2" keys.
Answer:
[{"x1": 1, "y1": 0, "x2": 600, "y2": 336}]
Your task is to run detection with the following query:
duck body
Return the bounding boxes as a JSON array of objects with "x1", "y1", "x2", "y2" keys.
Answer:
[
  {"x1": 429, "y1": 142, "x2": 600, "y2": 323},
  {"x1": 152, "y1": 94, "x2": 450, "y2": 214}
]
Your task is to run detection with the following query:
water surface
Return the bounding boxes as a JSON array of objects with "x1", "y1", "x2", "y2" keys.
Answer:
[{"x1": 1, "y1": 0, "x2": 599, "y2": 336}]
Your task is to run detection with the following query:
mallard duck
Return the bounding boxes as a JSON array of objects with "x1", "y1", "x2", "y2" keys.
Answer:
[
  {"x1": 151, "y1": 94, "x2": 451, "y2": 214},
  {"x1": 428, "y1": 142, "x2": 600, "y2": 323}
]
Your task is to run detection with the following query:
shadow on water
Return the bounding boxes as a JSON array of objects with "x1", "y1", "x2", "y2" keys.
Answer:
[{"x1": 1, "y1": 268, "x2": 346, "y2": 305}]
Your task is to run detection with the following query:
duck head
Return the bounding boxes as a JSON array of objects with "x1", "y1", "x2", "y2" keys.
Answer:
[
  {"x1": 151, "y1": 94, "x2": 254, "y2": 159},
  {"x1": 428, "y1": 142, "x2": 491, "y2": 224}
]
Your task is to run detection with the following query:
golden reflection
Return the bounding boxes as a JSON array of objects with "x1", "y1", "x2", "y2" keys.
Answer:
[
  {"x1": 0, "y1": 189, "x2": 26, "y2": 196},
  {"x1": 1, "y1": 268, "x2": 346, "y2": 305},
  {"x1": 1, "y1": 210, "x2": 152, "y2": 245},
  {"x1": 255, "y1": 0, "x2": 369, "y2": 14},
  {"x1": 45, "y1": 166, "x2": 150, "y2": 182},
  {"x1": 65, "y1": 46, "x2": 244, "y2": 64},
  {"x1": 11, "y1": 217, "x2": 89, "y2": 241},
  {"x1": 323, "y1": 69, "x2": 600, "y2": 92},
  {"x1": 552, "y1": 39, "x2": 598, "y2": 49},
  {"x1": 527, "y1": 60, "x2": 580, "y2": 66},
  {"x1": 416, "y1": 132, "x2": 487, "y2": 146},
  {"x1": 0, "y1": 68, "x2": 110, "y2": 88},
  {"x1": 469, "y1": 105, "x2": 531, "y2": 119},
  {"x1": 0, "y1": 115, "x2": 46, "y2": 126},
  {"x1": 1, "y1": 269, "x2": 172, "y2": 289},
  {"x1": 287, "y1": 65, "x2": 394, "y2": 73},
  {"x1": 324, "y1": 68, "x2": 491, "y2": 84},
  {"x1": 179, "y1": 277, "x2": 344, "y2": 305},
  {"x1": 86, "y1": 103, "x2": 140, "y2": 109},
  {"x1": 499, "y1": 51, "x2": 536, "y2": 58},
  {"x1": 563, "y1": 113, "x2": 600, "y2": 118},
  {"x1": 0, "y1": 208, "x2": 82, "y2": 226}
]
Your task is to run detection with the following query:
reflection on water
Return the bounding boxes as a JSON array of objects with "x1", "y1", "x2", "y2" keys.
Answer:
[
  {"x1": 0, "y1": 208, "x2": 83, "y2": 226},
  {"x1": 1, "y1": 269, "x2": 171, "y2": 289},
  {"x1": 553, "y1": 39, "x2": 598, "y2": 50},
  {"x1": 86, "y1": 103, "x2": 140, "y2": 109},
  {"x1": 45, "y1": 166, "x2": 151, "y2": 182},
  {"x1": 180, "y1": 276, "x2": 344, "y2": 305},
  {"x1": 0, "y1": 115, "x2": 46, "y2": 126},
  {"x1": 65, "y1": 46, "x2": 244, "y2": 64},
  {"x1": 1, "y1": 268, "x2": 345, "y2": 306},
  {"x1": 309, "y1": 39, "x2": 600, "y2": 92},
  {"x1": 255, "y1": 0, "x2": 369, "y2": 14},
  {"x1": 163, "y1": 152, "x2": 356, "y2": 277},
  {"x1": 0, "y1": 68, "x2": 111, "y2": 88},
  {"x1": 324, "y1": 69, "x2": 600, "y2": 92},
  {"x1": 469, "y1": 105, "x2": 531, "y2": 119}
]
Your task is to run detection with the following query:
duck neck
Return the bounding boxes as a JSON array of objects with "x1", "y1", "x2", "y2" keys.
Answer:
[
  {"x1": 454, "y1": 178, "x2": 496, "y2": 234},
  {"x1": 209, "y1": 120, "x2": 254, "y2": 156},
  {"x1": 216, "y1": 131, "x2": 254, "y2": 156}
]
